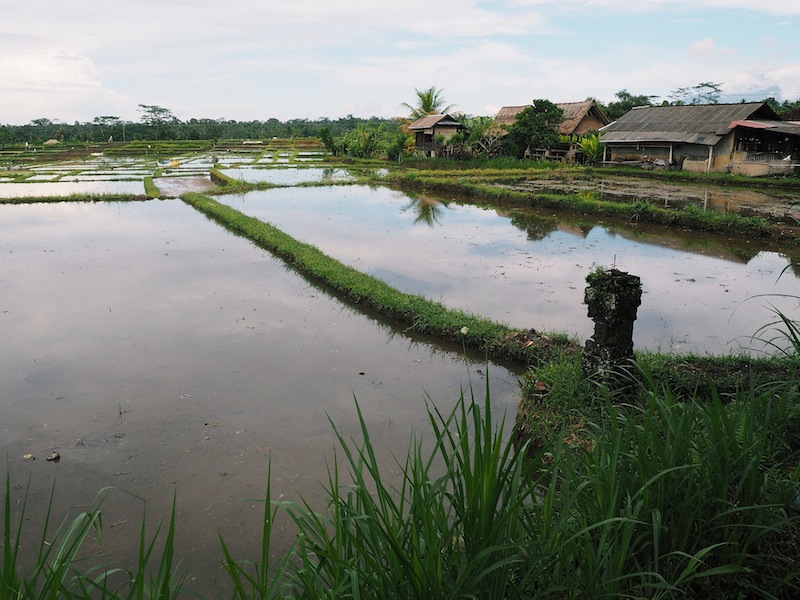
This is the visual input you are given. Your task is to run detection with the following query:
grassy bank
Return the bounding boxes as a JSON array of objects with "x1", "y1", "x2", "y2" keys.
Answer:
[
  {"x1": 385, "y1": 171, "x2": 799, "y2": 243},
  {"x1": 398, "y1": 156, "x2": 800, "y2": 190},
  {"x1": 180, "y1": 191, "x2": 577, "y2": 367},
  {"x1": 0, "y1": 193, "x2": 148, "y2": 204}
]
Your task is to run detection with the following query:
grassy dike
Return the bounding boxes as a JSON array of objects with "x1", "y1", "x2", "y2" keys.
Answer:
[
  {"x1": 180, "y1": 191, "x2": 577, "y2": 367},
  {"x1": 383, "y1": 170, "x2": 800, "y2": 243}
]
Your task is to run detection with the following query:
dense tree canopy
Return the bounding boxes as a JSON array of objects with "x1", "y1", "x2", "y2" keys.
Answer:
[
  {"x1": 0, "y1": 112, "x2": 400, "y2": 146},
  {"x1": 502, "y1": 100, "x2": 564, "y2": 159},
  {"x1": 601, "y1": 90, "x2": 658, "y2": 121}
]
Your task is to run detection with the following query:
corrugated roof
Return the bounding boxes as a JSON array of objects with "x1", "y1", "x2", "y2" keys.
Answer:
[
  {"x1": 493, "y1": 100, "x2": 609, "y2": 135},
  {"x1": 408, "y1": 114, "x2": 461, "y2": 130},
  {"x1": 600, "y1": 102, "x2": 780, "y2": 145},
  {"x1": 732, "y1": 119, "x2": 800, "y2": 136}
]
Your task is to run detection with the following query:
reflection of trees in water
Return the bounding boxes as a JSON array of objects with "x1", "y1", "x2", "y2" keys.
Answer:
[
  {"x1": 719, "y1": 246, "x2": 759, "y2": 264},
  {"x1": 508, "y1": 213, "x2": 559, "y2": 241},
  {"x1": 784, "y1": 257, "x2": 800, "y2": 279},
  {"x1": 403, "y1": 194, "x2": 450, "y2": 227}
]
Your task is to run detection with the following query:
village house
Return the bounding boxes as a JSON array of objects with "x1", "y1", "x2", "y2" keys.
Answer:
[
  {"x1": 599, "y1": 102, "x2": 800, "y2": 176},
  {"x1": 493, "y1": 100, "x2": 610, "y2": 161},
  {"x1": 407, "y1": 113, "x2": 463, "y2": 155}
]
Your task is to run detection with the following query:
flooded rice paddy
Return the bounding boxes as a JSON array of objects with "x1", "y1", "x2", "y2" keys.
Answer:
[
  {"x1": 507, "y1": 176, "x2": 800, "y2": 221},
  {"x1": 2, "y1": 151, "x2": 800, "y2": 594},
  {"x1": 0, "y1": 198, "x2": 519, "y2": 594},
  {"x1": 218, "y1": 166, "x2": 355, "y2": 185},
  {"x1": 220, "y1": 185, "x2": 800, "y2": 355}
]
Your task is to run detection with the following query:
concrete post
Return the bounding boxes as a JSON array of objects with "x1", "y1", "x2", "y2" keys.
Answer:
[{"x1": 581, "y1": 268, "x2": 643, "y2": 385}]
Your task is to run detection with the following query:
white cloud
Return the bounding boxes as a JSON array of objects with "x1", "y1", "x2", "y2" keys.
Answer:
[
  {"x1": 1, "y1": 0, "x2": 799, "y2": 124},
  {"x1": 687, "y1": 38, "x2": 733, "y2": 57}
]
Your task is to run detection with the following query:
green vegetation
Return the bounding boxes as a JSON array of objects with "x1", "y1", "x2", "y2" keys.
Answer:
[
  {"x1": 578, "y1": 132, "x2": 603, "y2": 166},
  {"x1": 5, "y1": 356, "x2": 798, "y2": 598},
  {"x1": 180, "y1": 192, "x2": 576, "y2": 366},
  {"x1": 0, "y1": 193, "x2": 148, "y2": 205},
  {"x1": 1, "y1": 474, "x2": 185, "y2": 599},
  {"x1": 385, "y1": 169, "x2": 799, "y2": 242},
  {"x1": 320, "y1": 123, "x2": 391, "y2": 159},
  {"x1": 0, "y1": 114, "x2": 400, "y2": 147},
  {"x1": 501, "y1": 100, "x2": 564, "y2": 159},
  {"x1": 143, "y1": 177, "x2": 160, "y2": 199}
]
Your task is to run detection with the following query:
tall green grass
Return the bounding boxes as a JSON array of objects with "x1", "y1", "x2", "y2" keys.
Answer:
[
  {"x1": 4, "y1": 363, "x2": 799, "y2": 598},
  {"x1": 275, "y1": 381, "x2": 538, "y2": 599},
  {"x1": 2, "y1": 473, "x2": 106, "y2": 598},
  {"x1": 1, "y1": 476, "x2": 185, "y2": 599},
  {"x1": 4, "y1": 342, "x2": 799, "y2": 599},
  {"x1": 211, "y1": 358, "x2": 799, "y2": 598}
]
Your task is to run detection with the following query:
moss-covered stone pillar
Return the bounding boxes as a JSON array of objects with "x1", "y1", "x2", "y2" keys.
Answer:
[{"x1": 581, "y1": 268, "x2": 643, "y2": 384}]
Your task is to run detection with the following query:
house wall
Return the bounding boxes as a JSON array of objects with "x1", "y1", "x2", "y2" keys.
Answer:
[
  {"x1": 434, "y1": 125, "x2": 460, "y2": 141},
  {"x1": 604, "y1": 136, "x2": 735, "y2": 172},
  {"x1": 604, "y1": 143, "x2": 674, "y2": 164},
  {"x1": 574, "y1": 115, "x2": 607, "y2": 135},
  {"x1": 413, "y1": 125, "x2": 461, "y2": 153},
  {"x1": 414, "y1": 131, "x2": 432, "y2": 149}
]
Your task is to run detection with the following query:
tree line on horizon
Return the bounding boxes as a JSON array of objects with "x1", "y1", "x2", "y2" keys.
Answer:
[
  {"x1": 0, "y1": 106, "x2": 399, "y2": 147},
  {"x1": 2, "y1": 84, "x2": 799, "y2": 158}
]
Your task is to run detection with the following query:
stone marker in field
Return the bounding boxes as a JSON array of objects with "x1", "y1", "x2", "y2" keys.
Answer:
[{"x1": 582, "y1": 268, "x2": 642, "y2": 389}]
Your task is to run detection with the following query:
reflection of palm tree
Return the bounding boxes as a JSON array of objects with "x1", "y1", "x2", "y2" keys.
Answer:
[
  {"x1": 402, "y1": 86, "x2": 455, "y2": 120},
  {"x1": 402, "y1": 194, "x2": 449, "y2": 227}
]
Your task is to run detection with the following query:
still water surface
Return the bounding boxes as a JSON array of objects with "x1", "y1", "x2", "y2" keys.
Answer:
[
  {"x1": 219, "y1": 185, "x2": 800, "y2": 355},
  {"x1": 0, "y1": 199, "x2": 520, "y2": 594}
]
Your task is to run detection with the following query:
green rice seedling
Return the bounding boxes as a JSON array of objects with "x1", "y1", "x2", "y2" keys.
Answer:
[
  {"x1": 79, "y1": 492, "x2": 186, "y2": 600},
  {"x1": 282, "y1": 406, "x2": 453, "y2": 598},
  {"x1": 748, "y1": 295, "x2": 800, "y2": 358},
  {"x1": 1, "y1": 471, "x2": 107, "y2": 599},
  {"x1": 281, "y1": 379, "x2": 544, "y2": 599},
  {"x1": 1, "y1": 471, "x2": 188, "y2": 600},
  {"x1": 425, "y1": 378, "x2": 545, "y2": 599},
  {"x1": 512, "y1": 355, "x2": 800, "y2": 598},
  {"x1": 219, "y1": 462, "x2": 292, "y2": 600},
  {"x1": 561, "y1": 378, "x2": 797, "y2": 597}
]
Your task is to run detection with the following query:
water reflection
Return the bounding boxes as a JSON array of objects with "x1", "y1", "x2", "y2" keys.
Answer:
[
  {"x1": 510, "y1": 176, "x2": 800, "y2": 221},
  {"x1": 218, "y1": 185, "x2": 800, "y2": 354},
  {"x1": 402, "y1": 193, "x2": 451, "y2": 226},
  {"x1": 0, "y1": 199, "x2": 520, "y2": 595},
  {"x1": 217, "y1": 166, "x2": 355, "y2": 185},
  {"x1": 0, "y1": 180, "x2": 145, "y2": 197}
]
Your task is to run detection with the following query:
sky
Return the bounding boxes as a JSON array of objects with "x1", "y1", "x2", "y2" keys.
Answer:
[{"x1": 2, "y1": 0, "x2": 800, "y2": 126}]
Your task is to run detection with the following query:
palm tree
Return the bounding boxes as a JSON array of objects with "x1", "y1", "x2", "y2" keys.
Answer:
[{"x1": 402, "y1": 86, "x2": 455, "y2": 120}]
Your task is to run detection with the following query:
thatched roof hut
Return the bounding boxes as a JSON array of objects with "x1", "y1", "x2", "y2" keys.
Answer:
[
  {"x1": 408, "y1": 113, "x2": 463, "y2": 154},
  {"x1": 494, "y1": 100, "x2": 610, "y2": 136}
]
